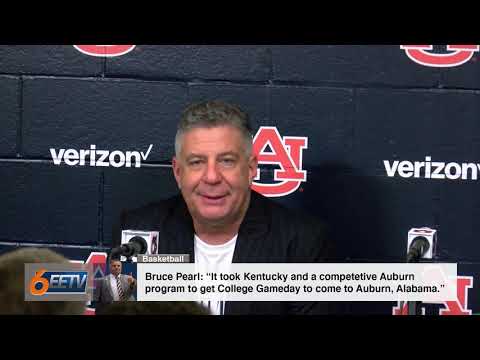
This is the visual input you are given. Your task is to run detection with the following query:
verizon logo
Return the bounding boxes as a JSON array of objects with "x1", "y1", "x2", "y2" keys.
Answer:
[
  {"x1": 384, "y1": 156, "x2": 480, "y2": 180},
  {"x1": 50, "y1": 144, "x2": 153, "y2": 168}
]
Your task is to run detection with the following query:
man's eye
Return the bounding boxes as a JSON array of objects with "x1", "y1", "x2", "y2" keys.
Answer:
[
  {"x1": 189, "y1": 160, "x2": 203, "y2": 166},
  {"x1": 220, "y1": 158, "x2": 235, "y2": 166}
]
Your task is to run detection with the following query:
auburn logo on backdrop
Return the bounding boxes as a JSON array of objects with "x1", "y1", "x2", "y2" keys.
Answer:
[
  {"x1": 401, "y1": 45, "x2": 479, "y2": 67},
  {"x1": 70, "y1": 252, "x2": 108, "y2": 315},
  {"x1": 73, "y1": 45, "x2": 136, "y2": 57},
  {"x1": 252, "y1": 126, "x2": 308, "y2": 197},
  {"x1": 392, "y1": 276, "x2": 474, "y2": 315}
]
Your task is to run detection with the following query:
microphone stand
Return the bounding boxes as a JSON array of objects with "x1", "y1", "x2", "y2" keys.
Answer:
[
  {"x1": 111, "y1": 248, "x2": 134, "y2": 263},
  {"x1": 405, "y1": 256, "x2": 421, "y2": 315},
  {"x1": 407, "y1": 299, "x2": 421, "y2": 315}
]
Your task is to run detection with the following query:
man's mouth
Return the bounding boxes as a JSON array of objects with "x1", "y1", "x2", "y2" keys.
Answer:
[{"x1": 199, "y1": 193, "x2": 228, "y2": 203}]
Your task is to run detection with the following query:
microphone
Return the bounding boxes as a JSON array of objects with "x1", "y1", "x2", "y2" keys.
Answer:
[
  {"x1": 111, "y1": 236, "x2": 148, "y2": 259},
  {"x1": 400, "y1": 228, "x2": 437, "y2": 315},
  {"x1": 406, "y1": 227, "x2": 437, "y2": 263},
  {"x1": 120, "y1": 230, "x2": 160, "y2": 256},
  {"x1": 406, "y1": 236, "x2": 430, "y2": 263}
]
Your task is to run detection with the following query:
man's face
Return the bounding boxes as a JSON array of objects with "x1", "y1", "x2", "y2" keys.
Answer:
[
  {"x1": 110, "y1": 260, "x2": 122, "y2": 276},
  {"x1": 172, "y1": 125, "x2": 257, "y2": 227}
]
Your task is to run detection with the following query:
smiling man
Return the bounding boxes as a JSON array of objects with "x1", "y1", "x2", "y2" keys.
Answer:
[{"x1": 118, "y1": 100, "x2": 334, "y2": 315}]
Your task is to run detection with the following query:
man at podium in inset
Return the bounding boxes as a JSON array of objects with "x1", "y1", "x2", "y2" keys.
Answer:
[{"x1": 93, "y1": 258, "x2": 136, "y2": 314}]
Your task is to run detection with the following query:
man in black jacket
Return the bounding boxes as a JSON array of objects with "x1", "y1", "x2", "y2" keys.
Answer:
[{"x1": 118, "y1": 100, "x2": 334, "y2": 315}]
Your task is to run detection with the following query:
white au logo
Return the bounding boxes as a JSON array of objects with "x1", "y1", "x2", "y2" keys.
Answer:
[{"x1": 252, "y1": 126, "x2": 308, "y2": 197}]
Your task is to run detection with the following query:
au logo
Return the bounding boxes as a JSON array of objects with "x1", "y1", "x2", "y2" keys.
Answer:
[
  {"x1": 73, "y1": 45, "x2": 136, "y2": 57},
  {"x1": 252, "y1": 126, "x2": 308, "y2": 197},
  {"x1": 401, "y1": 45, "x2": 479, "y2": 67},
  {"x1": 393, "y1": 276, "x2": 473, "y2": 315}
]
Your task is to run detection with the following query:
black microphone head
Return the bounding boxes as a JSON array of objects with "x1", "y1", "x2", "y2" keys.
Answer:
[
  {"x1": 407, "y1": 236, "x2": 430, "y2": 262},
  {"x1": 129, "y1": 236, "x2": 148, "y2": 255},
  {"x1": 412, "y1": 235, "x2": 430, "y2": 252}
]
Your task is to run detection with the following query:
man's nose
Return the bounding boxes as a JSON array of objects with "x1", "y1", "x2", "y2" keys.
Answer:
[{"x1": 203, "y1": 160, "x2": 222, "y2": 184}]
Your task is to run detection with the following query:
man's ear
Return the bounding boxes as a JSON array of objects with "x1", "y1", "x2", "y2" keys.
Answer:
[
  {"x1": 248, "y1": 155, "x2": 258, "y2": 185},
  {"x1": 172, "y1": 157, "x2": 181, "y2": 189}
]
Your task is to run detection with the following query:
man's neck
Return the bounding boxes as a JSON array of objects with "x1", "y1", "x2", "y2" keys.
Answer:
[
  {"x1": 191, "y1": 192, "x2": 251, "y2": 245},
  {"x1": 194, "y1": 220, "x2": 241, "y2": 245}
]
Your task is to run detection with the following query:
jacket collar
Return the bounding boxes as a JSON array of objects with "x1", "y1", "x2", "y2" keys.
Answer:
[
  {"x1": 165, "y1": 195, "x2": 196, "y2": 262},
  {"x1": 233, "y1": 191, "x2": 270, "y2": 263}
]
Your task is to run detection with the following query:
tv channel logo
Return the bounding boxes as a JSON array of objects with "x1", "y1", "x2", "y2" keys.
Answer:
[{"x1": 25, "y1": 263, "x2": 93, "y2": 301}]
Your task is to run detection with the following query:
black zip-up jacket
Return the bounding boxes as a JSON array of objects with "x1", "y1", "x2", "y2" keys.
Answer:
[{"x1": 116, "y1": 190, "x2": 335, "y2": 315}]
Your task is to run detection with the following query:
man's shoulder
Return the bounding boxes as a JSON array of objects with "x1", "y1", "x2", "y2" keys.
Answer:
[
  {"x1": 252, "y1": 191, "x2": 325, "y2": 229},
  {"x1": 97, "y1": 275, "x2": 109, "y2": 284},
  {"x1": 250, "y1": 191, "x2": 333, "y2": 261}
]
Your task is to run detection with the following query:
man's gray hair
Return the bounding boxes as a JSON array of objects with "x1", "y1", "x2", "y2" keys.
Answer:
[{"x1": 175, "y1": 100, "x2": 254, "y2": 157}]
